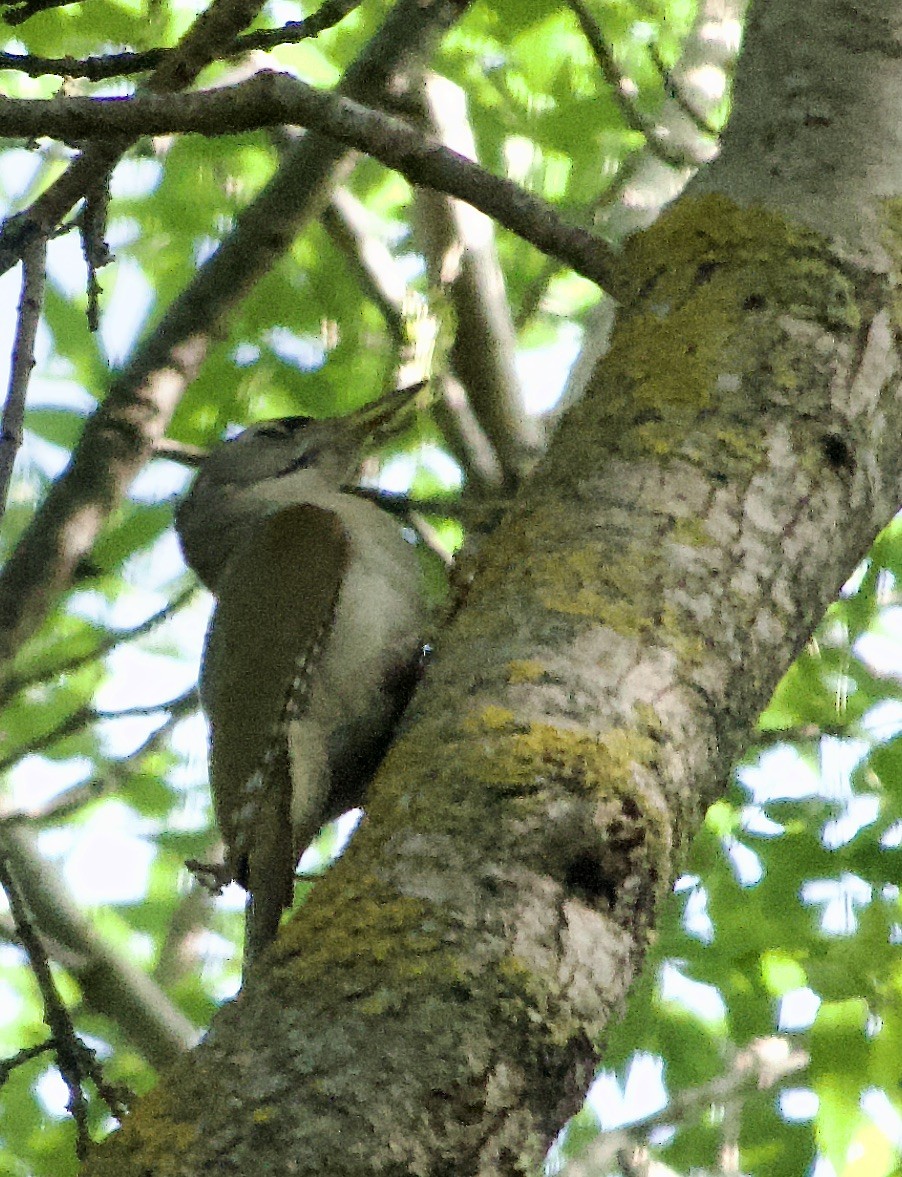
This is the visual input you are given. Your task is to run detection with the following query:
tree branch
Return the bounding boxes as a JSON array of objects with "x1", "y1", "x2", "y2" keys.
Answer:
[
  {"x1": 560, "y1": 1038, "x2": 808, "y2": 1176},
  {"x1": 0, "y1": 825, "x2": 197, "y2": 1068},
  {"x1": 0, "y1": 236, "x2": 46, "y2": 521},
  {"x1": 321, "y1": 188, "x2": 408, "y2": 345},
  {"x1": 0, "y1": 846, "x2": 131, "y2": 1156},
  {"x1": 414, "y1": 73, "x2": 533, "y2": 482},
  {"x1": 2, "y1": 0, "x2": 77, "y2": 27},
  {"x1": 0, "y1": 0, "x2": 363, "y2": 78},
  {"x1": 567, "y1": 0, "x2": 696, "y2": 170},
  {"x1": 0, "y1": 72, "x2": 624, "y2": 295},
  {"x1": 321, "y1": 187, "x2": 504, "y2": 485},
  {"x1": 0, "y1": 581, "x2": 197, "y2": 707},
  {"x1": 0, "y1": 686, "x2": 198, "y2": 774},
  {"x1": 0, "y1": 0, "x2": 274, "y2": 277}
]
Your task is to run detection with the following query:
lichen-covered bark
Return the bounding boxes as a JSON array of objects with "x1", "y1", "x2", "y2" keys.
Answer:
[{"x1": 84, "y1": 191, "x2": 902, "y2": 1174}]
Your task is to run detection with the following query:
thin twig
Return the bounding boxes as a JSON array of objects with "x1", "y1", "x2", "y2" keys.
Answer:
[
  {"x1": 94, "y1": 686, "x2": 198, "y2": 720},
  {"x1": 559, "y1": 1038, "x2": 808, "y2": 1177},
  {"x1": 0, "y1": 852, "x2": 131, "y2": 1157},
  {"x1": 0, "y1": 825, "x2": 197, "y2": 1067},
  {"x1": 0, "y1": 581, "x2": 198, "y2": 707},
  {"x1": 0, "y1": 236, "x2": 46, "y2": 523},
  {"x1": 320, "y1": 187, "x2": 503, "y2": 486},
  {"x1": 648, "y1": 42, "x2": 719, "y2": 141},
  {"x1": 0, "y1": 0, "x2": 363, "y2": 76},
  {"x1": 567, "y1": 0, "x2": 695, "y2": 170},
  {"x1": 0, "y1": 686, "x2": 198, "y2": 774},
  {"x1": 322, "y1": 189, "x2": 407, "y2": 344},
  {"x1": 0, "y1": 73, "x2": 626, "y2": 296},
  {"x1": 2, "y1": 0, "x2": 76, "y2": 26},
  {"x1": 0, "y1": 704, "x2": 191, "y2": 827},
  {"x1": 0, "y1": 1038, "x2": 55, "y2": 1084},
  {"x1": 0, "y1": 0, "x2": 276, "y2": 278},
  {"x1": 80, "y1": 171, "x2": 113, "y2": 332}
]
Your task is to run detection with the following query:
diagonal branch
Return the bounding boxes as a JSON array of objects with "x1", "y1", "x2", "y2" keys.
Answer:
[
  {"x1": 0, "y1": 0, "x2": 364, "y2": 79},
  {"x1": 415, "y1": 73, "x2": 532, "y2": 483},
  {"x1": 0, "y1": 0, "x2": 274, "y2": 277},
  {"x1": 0, "y1": 72, "x2": 624, "y2": 295},
  {"x1": 321, "y1": 188, "x2": 504, "y2": 485},
  {"x1": 0, "y1": 581, "x2": 197, "y2": 707},
  {"x1": 0, "y1": 825, "x2": 197, "y2": 1068},
  {"x1": 567, "y1": 0, "x2": 697, "y2": 170},
  {"x1": 0, "y1": 236, "x2": 46, "y2": 521}
]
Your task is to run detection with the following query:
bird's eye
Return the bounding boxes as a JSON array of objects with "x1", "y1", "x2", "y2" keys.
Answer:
[{"x1": 282, "y1": 446, "x2": 320, "y2": 474}]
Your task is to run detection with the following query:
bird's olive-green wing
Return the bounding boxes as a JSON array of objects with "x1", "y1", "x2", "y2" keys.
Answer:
[{"x1": 200, "y1": 503, "x2": 349, "y2": 861}]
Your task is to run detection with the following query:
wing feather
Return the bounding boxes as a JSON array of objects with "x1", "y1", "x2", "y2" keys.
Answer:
[{"x1": 200, "y1": 503, "x2": 348, "y2": 918}]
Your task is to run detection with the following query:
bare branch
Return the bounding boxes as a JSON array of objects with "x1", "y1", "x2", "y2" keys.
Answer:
[
  {"x1": 416, "y1": 73, "x2": 533, "y2": 482},
  {"x1": 560, "y1": 1038, "x2": 808, "y2": 1176},
  {"x1": 0, "y1": 0, "x2": 364, "y2": 78},
  {"x1": 0, "y1": 236, "x2": 45, "y2": 522},
  {"x1": 0, "y1": 0, "x2": 275, "y2": 277},
  {"x1": 2, "y1": 0, "x2": 77, "y2": 26},
  {"x1": 648, "y1": 42, "x2": 719, "y2": 141},
  {"x1": 79, "y1": 168, "x2": 113, "y2": 332},
  {"x1": 321, "y1": 189, "x2": 504, "y2": 485},
  {"x1": 152, "y1": 874, "x2": 219, "y2": 990},
  {"x1": 0, "y1": 848, "x2": 131, "y2": 1156},
  {"x1": 0, "y1": 581, "x2": 197, "y2": 707},
  {"x1": 0, "y1": 73, "x2": 624, "y2": 295},
  {"x1": 0, "y1": 1038, "x2": 55, "y2": 1082},
  {"x1": 433, "y1": 373, "x2": 505, "y2": 486},
  {"x1": 0, "y1": 706, "x2": 191, "y2": 826},
  {"x1": 0, "y1": 825, "x2": 197, "y2": 1067},
  {"x1": 322, "y1": 188, "x2": 408, "y2": 344},
  {"x1": 0, "y1": 687, "x2": 198, "y2": 774},
  {"x1": 567, "y1": 0, "x2": 695, "y2": 170}
]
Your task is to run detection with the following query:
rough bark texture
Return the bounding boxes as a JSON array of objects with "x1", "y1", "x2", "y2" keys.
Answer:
[
  {"x1": 689, "y1": 0, "x2": 902, "y2": 266},
  {"x1": 83, "y1": 0, "x2": 902, "y2": 1171}
]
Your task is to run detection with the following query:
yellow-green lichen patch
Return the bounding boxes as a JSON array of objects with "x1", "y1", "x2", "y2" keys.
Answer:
[
  {"x1": 462, "y1": 720, "x2": 661, "y2": 806},
  {"x1": 468, "y1": 705, "x2": 517, "y2": 732},
  {"x1": 658, "y1": 603, "x2": 710, "y2": 666},
  {"x1": 670, "y1": 516, "x2": 713, "y2": 549},
  {"x1": 531, "y1": 545, "x2": 659, "y2": 635},
  {"x1": 496, "y1": 954, "x2": 580, "y2": 1046},
  {"x1": 82, "y1": 1082, "x2": 200, "y2": 1176},
  {"x1": 876, "y1": 198, "x2": 902, "y2": 330},
  {"x1": 879, "y1": 198, "x2": 902, "y2": 271},
  {"x1": 507, "y1": 659, "x2": 547, "y2": 685},
  {"x1": 711, "y1": 426, "x2": 765, "y2": 465},
  {"x1": 568, "y1": 193, "x2": 862, "y2": 468},
  {"x1": 461, "y1": 499, "x2": 659, "y2": 636},
  {"x1": 274, "y1": 875, "x2": 452, "y2": 997},
  {"x1": 625, "y1": 195, "x2": 860, "y2": 332},
  {"x1": 602, "y1": 281, "x2": 736, "y2": 417}
]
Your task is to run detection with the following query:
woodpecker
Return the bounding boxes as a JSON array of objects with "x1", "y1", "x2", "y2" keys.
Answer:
[{"x1": 175, "y1": 396, "x2": 428, "y2": 971}]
